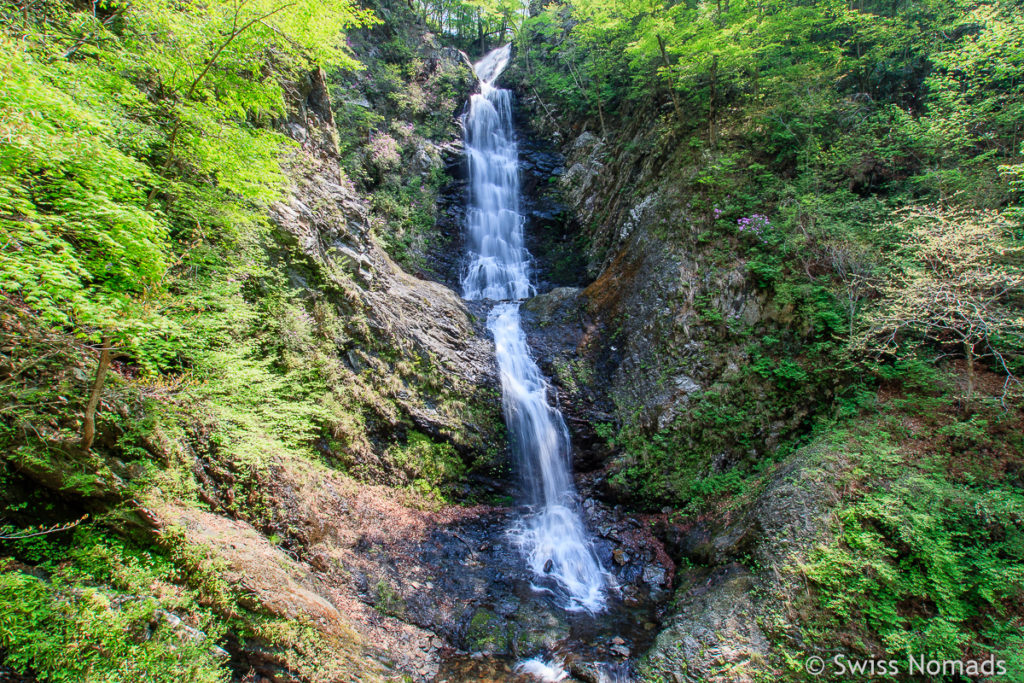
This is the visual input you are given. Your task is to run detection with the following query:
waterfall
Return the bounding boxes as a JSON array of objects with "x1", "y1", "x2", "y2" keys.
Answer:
[{"x1": 461, "y1": 44, "x2": 607, "y2": 613}]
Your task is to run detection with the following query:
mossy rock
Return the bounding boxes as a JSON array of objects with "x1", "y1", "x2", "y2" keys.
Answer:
[
  {"x1": 465, "y1": 608, "x2": 510, "y2": 653},
  {"x1": 508, "y1": 600, "x2": 571, "y2": 654}
]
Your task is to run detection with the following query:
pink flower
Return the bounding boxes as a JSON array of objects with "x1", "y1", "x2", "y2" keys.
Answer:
[{"x1": 736, "y1": 214, "x2": 771, "y2": 239}]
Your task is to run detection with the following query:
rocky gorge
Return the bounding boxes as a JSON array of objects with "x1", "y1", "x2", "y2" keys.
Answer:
[{"x1": 2, "y1": 1, "x2": 1022, "y2": 682}]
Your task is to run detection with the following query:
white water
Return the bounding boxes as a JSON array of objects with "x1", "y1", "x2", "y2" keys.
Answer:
[
  {"x1": 462, "y1": 45, "x2": 532, "y2": 301},
  {"x1": 514, "y1": 657, "x2": 569, "y2": 682},
  {"x1": 461, "y1": 44, "x2": 607, "y2": 612}
]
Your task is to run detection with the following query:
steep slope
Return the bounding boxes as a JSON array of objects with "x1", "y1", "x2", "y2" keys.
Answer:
[
  {"x1": 0, "y1": 3, "x2": 505, "y2": 680},
  {"x1": 506, "y1": 1, "x2": 1024, "y2": 678}
]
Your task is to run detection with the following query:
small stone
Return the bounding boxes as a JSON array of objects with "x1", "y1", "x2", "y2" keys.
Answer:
[
  {"x1": 642, "y1": 564, "x2": 667, "y2": 586},
  {"x1": 612, "y1": 548, "x2": 629, "y2": 566},
  {"x1": 611, "y1": 644, "x2": 631, "y2": 658},
  {"x1": 611, "y1": 636, "x2": 625, "y2": 645},
  {"x1": 543, "y1": 558, "x2": 554, "y2": 573}
]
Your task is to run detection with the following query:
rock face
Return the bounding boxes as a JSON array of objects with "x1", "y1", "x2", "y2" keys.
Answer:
[
  {"x1": 508, "y1": 113, "x2": 843, "y2": 674},
  {"x1": 164, "y1": 48, "x2": 677, "y2": 682},
  {"x1": 239, "y1": 70, "x2": 683, "y2": 679},
  {"x1": 519, "y1": 287, "x2": 617, "y2": 471},
  {"x1": 503, "y1": 48, "x2": 849, "y2": 681},
  {"x1": 642, "y1": 566, "x2": 770, "y2": 683},
  {"x1": 639, "y1": 449, "x2": 840, "y2": 680},
  {"x1": 509, "y1": 96, "x2": 827, "y2": 506},
  {"x1": 187, "y1": 448, "x2": 676, "y2": 682},
  {"x1": 159, "y1": 505, "x2": 390, "y2": 681},
  {"x1": 517, "y1": 121, "x2": 589, "y2": 292},
  {"x1": 267, "y1": 147, "x2": 498, "y2": 403},
  {"x1": 266, "y1": 64, "x2": 505, "y2": 487},
  {"x1": 533, "y1": 138, "x2": 802, "y2": 443}
]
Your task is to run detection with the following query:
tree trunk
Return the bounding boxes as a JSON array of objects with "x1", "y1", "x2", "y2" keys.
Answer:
[
  {"x1": 81, "y1": 337, "x2": 112, "y2": 451},
  {"x1": 709, "y1": 54, "x2": 718, "y2": 145},
  {"x1": 964, "y1": 339, "x2": 975, "y2": 412},
  {"x1": 656, "y1": 34, "x2": 684, "y2": 124}
]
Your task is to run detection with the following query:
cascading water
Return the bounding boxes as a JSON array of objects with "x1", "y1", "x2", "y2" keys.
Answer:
[{"x1": 462, "y1": 44, "x2": 607, "y2": 613}]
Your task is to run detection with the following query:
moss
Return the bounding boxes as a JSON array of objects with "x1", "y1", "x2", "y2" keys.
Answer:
[
  {"x1": 373, "y1": 580, "x2": 406, "y2": 619},
  {"x1": 465, "y1": 609, "x2": 509, "y2": 653},
  {"x1": 0, "y1": 566, "x2": 229, "y2": 683}
]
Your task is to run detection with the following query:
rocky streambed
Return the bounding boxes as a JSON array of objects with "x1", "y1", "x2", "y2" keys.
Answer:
[{"x1": 360, "y1": 493, "x2": 674, "y2": 682}]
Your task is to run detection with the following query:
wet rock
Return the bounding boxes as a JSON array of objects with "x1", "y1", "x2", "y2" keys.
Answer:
[
  {"x1": 619, "y1": 563, "x2": 644, "y2": 585},
  {"x1": 642, "y1": 564, "x2": 667, "y2": 587},
  {"x1": 495, "y1": 598, "x2": 519, "y2": 616},
  {"x1": 640, "y1": 566, "x2": 769, "y2": 682},
  {"x1": 466, "y1": 609, "x2": 509, "y2": 654},
  {"x1": 517, "y1": 127, "x2": 587, "y2": 291},
  {"x1": 508, "y1": 598, "x2": 571, "y2": 653}
]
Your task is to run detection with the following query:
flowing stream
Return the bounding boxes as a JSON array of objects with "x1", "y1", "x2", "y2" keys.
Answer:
[{"x1": 462, "y1": 45, "x2": 607, "y2": 613}]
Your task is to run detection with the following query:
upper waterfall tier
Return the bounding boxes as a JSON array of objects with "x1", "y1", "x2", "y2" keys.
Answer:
[
  {"x1": 461, "y1": 76, "x2": 532, "y2": 301},
  {"x1": 473, "y1": 43, "x2": 512, "y2": 86}
]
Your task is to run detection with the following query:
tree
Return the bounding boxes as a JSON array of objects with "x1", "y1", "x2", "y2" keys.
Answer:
[
  {"x1": 857, "y1": 205, "x2": 1024, "y2": 406},
  {"x1": 1, "y1": 0, "x2": 377, "y2": 450}
]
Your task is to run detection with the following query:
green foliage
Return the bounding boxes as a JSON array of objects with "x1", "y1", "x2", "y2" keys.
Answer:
[
  {"x1": 511, "y1": 0, "x2": 1024, "y2": 675},
  {"x1": 800, "y1": 416, "x2": 1024, "y2": 673},
  {"x1": 388, "y1": 430, "x2": 466, "y2": 501},
  {"x1": 0, "y1": 36, "x2": 169, "y2": 341},
  {"x1": 0, "y1": 0, "x2": 375, "y2": 368},
  {"x1": 520, "y1": 0, "x2": 1024, "y2": 523},
  {"x1": 605, "y1": 383, "x2": 798, "y2": 513},
  {"x1": 410, "y1": 0, "x2": 523, "y2": 53},
  {"x1": 0, "y1": 529, "x2": 230, "y2": 683},
  {"x1": 0, "y1": 520, "x2": 371, "y2": 682},
  {"x1": 0, "y1": 4, "x2": 493, "y2": 677},
  {"x1": 373, "y1": 580, "x2": 406, "y2": 618},
  {"x1": 371, "y1": 168, "x2": 448, "y2": 268},
  {"x1": 0, "y1": 569, "x2": 228, "y2": 683}
]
